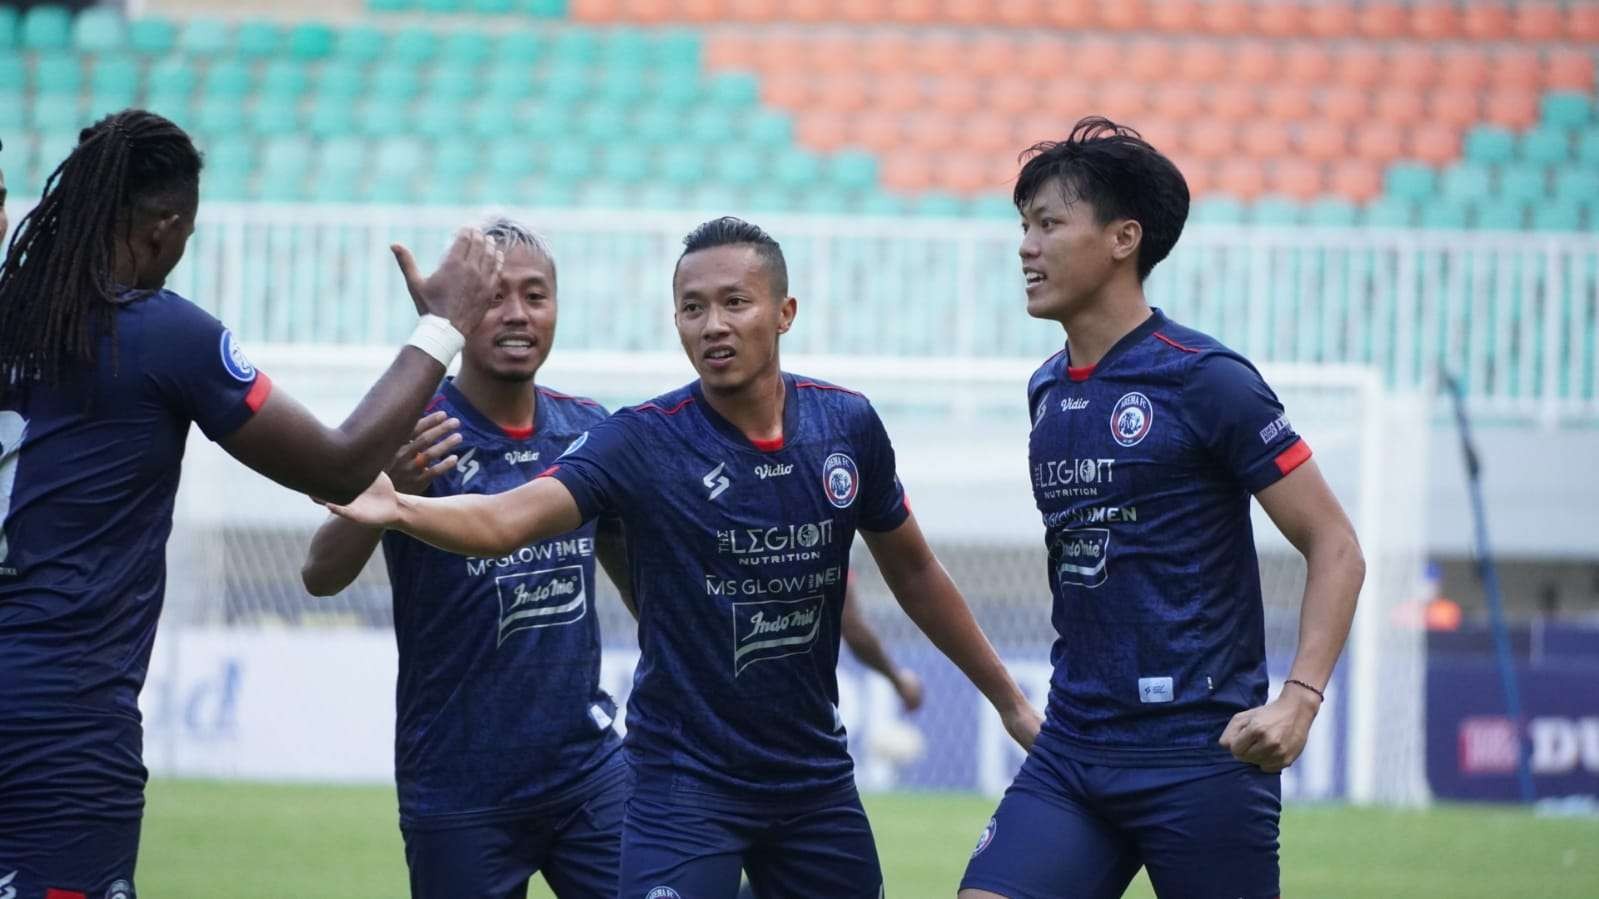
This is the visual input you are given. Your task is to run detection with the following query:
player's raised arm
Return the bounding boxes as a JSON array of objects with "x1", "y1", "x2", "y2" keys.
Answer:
[
  {"x1": 221, "y1": 230, "x2": 501, "y2": 504},
  {"x1": 861, "y1": 513, "x2": 1040, "y2": 749},
  {"x1": 1219, "y1": 459, "x2": 1365, "y2": 772},
  {"x1": 325, "y1": 468, "x2": 584, "y2": 558}
]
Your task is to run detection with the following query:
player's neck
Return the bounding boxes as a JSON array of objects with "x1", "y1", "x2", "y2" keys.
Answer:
[
  {"x1": 1062, "y1": 281, "x2": 1151, "y2": 369},
  {"x1": 701, "y1": 366, "x2": 786, "y2": 445},
  {"x1": 453, "y1": 367, "x2": 537, "y2": 433}
]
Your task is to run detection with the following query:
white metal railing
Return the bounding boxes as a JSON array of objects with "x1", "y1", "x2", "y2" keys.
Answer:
[{"x1": 155, "y1": 204, "x2": 1599, "y2": 425}]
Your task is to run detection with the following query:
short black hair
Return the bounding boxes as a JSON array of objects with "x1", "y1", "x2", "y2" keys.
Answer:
[
  {"x1": 1014, "y1": 116, "x2": 1189, "y2": 282},
  {"x1": 676, "y1": 216, "x2": 788, "y2": 299}
]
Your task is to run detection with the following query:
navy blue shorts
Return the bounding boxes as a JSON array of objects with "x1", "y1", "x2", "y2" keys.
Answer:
[
  {"x1": 620, "y1": 787, "x2": 882, "y2": 899},
  {"x1": 960, "y1": 745, "x2": 1281, "y2": 899},
  {"x1": 0, "y1": 818, "x2": 140, "y2": 899},
  {"x1": 402, "y1": 767, "x2": 629, "y2": 899}
]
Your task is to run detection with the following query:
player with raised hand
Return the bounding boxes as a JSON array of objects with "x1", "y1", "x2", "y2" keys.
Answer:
[
  {"x1": 958, "y1": 118, "x2": 1366, "y2": 899},
  {"x1": 301, "y1": 217, "x2": 632, "y2": 899},
  {"x1": 325, "y1": 216, "x2": 1040, "y2": 898},
  {"x1": 0, "y1": 109, "x2": 500, "y2": 899}
]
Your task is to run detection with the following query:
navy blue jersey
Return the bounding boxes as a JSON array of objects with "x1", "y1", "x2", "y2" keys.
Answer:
[
  {"x1": 1027, "y1": 309, "x2": 1310, "y2": 765},
  {"x1": 547, "y1": 374, "x2": 908, "y2": 806},
  {"x1": 382, "y1": 379, "x2": 622, "y2": 828},
  {"x1": 0, "y1": 289, "x2": 269, "y2": 820}
]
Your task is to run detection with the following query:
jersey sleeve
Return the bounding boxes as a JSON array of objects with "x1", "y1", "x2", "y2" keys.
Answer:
[
  {"x1": 147, "y1": 298, "x2": 272, "y2": 441},
  {"x1": 541, "y1": 411, "x2": 643, "y2": 523},
  {"x1": 1182, "y1": 353, "x2": 1311, "y2": 494},
  {"x1": 856, "y1": 402, "x2": 910, "y2": 533}
]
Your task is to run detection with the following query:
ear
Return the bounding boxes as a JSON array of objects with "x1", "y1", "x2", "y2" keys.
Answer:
[
  {"x1": 1108, "y1": 218, "x2": 1142, "y2": 264},
  {"x1": 776, "y1": 295, "x2": 797, "y2": 335}
]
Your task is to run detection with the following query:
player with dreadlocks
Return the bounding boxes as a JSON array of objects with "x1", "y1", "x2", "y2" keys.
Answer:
[{"x1": 0, "y1": 109, "x2": 501, "y2": 899}]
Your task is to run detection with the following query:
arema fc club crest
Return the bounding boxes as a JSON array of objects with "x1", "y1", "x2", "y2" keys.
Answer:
[
  {"x1": 219, "y1": 329, "x2": 255, "y2": 382},
  {"x1": 822, "y1": 452, "x2": 859, "y2": 509},
  {"x1": 1110, "y1": 392, "x2": 1154, "y2": 447},
  {"x1": 645, "y1": 888, "x2": 682, "y2": 899},
  {"x1": 106, "y1": 879, "x2": 135, "y2": 899},
  {"x1": 971, "y1": 817, "x2": 997, "y2": 858}
]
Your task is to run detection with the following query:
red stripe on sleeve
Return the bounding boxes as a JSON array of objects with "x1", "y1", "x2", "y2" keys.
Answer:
[
  {"x1": 1273, "y1": 438, "x2": 1312, "y2": 476},
  {"x1": 244, "y1": 371, "x2": 273, "y2": 413},
  {"x1": 46, "y1": 890, "x2": 88, "y2": 899},
  {"x1": 536, "y1": 464, "x2": 561, "y2": 478}
]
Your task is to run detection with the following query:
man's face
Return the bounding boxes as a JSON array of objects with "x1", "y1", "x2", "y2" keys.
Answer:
[
  {"x1": 1018, "y1": 177, "x2": 1124, "y2": 322},
  {"x1": 673, "y1": 244, "x2": 795, "y2": 394},
  {"x1": 461, "y1": 243, "x2": 557, "y2": 383}
]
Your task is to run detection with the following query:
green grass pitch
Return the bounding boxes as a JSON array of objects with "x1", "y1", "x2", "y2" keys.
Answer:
[{"x1": 139, "y1": 780, "x2": 1597, "y2": 897}]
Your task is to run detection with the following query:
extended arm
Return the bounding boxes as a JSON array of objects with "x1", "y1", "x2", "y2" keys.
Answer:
[{"x1": 325, "y1": 472, "x2": 584, "y2": 559}]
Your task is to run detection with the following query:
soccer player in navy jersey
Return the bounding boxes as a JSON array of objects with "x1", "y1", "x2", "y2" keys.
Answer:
[
  {"x1": 959, "y1": 118, "x2": 1367, "y2": 899},
  {"x1": 300, "y1": 218, "x2": 633, "y2": 899},
  {"x1": 0, "y1": 110, "x2": 501, "y2": 899},
  {"x1": 325, "y1": 216, "x2": 1041, "y2": 898}
]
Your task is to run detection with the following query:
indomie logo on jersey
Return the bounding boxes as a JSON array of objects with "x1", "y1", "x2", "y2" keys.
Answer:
[
  {"x1": 732, "y1": 595, "x2": 824, "y2": 675},
  {"x1": 1049, "y1": 527, "x2": 1110, "y2": 588},
  {"x1": 494, "y1": 565, "x2": 586, "y2": 645},
  {"x1": 1110, "y1": 392, "x2": 1154, "y2": 447},
  {"x1": 822, "y1": 452, "x2": 859, "y2": 509}
]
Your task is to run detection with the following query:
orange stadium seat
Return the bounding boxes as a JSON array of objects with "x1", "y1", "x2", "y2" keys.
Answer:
[
  {"x1": 1096, "y1": 0, "x2": 1145, "y2": 32},
  {"x1": 1299, "y1": 121, "x2": 1349, "y2": 162},
  {"x1": 1357, "y1": 1, "x2": 1407, "y2": 39},
  {"x1": 837, "y1": 0, "x2": 885, "y2": 25},
  {"x1": 968, "y1": 35, "x2": 1017, "y2": 79},
  {"x1": 880, "y1": 152, "x2": 936, "y2": 192},
  {"x1": 1308, "y1": 1, "x2": 1357, "y2": 38},
  {"x1": 1284, "y1": 44, "x2": 1334, "y2": 86},
  {"x1": 1438, "y1": 48, "x2": 1492, "y2": 92},
  {"x1": 1041, "y1": 81, "x2": 1096, "y2": 122},
  {"x1": 1069, "y1": 37, "x2": 1122, "y2": 79},
  {"x1": 1374, "y1": 87, "x2": 1427, "y2": 125},
  {"x1": 871, "y1": 73, "x2": 926, "y2": 112},
  {"x1": 1132, "y1": 118, "x2": 1184, "y2": 156},
  {"x1": 1257, "y1": 0, "x2": 1307, "y2": 39},
  {"x1": 1512, "y1": 2, "x2": 1564, "y2": 40},
  {"x1": 988, "y1": 153, "x2": 1023, "y2": 195},
  {"x1": 1492, "y1": 49, "x2": 1544, "y2": 92},
  {"x1": 1207, "y1": 83, "x2": 1261, "y2": 121},
  {"x1": 781, "y1": 0, "x2": 833, "y2": 23},
  {"x1": 964, "y1": 112, "x2": 1020, "y2": 154},
  {"x1": 1152, "y1": 83, "x2": 1206, "y2": 121},
  {"x1": 939, "y1": 153, "x2": 997, "y2": 195},
  {"x1": 944, "y1": 0, "x2": 988, "y2": 26},
  {"x1": 1330, "y1": 160, "x2": 1382, "y2": 202},
  {"x1": 1408, "y1": 123, "x2": 1462, "y2": 165},
  {"x1": 1039, "y1": 0, "x2": 1094, "y2": 29},
  {"x1": 762, "y1": 73, "x2": 812, "y2": 108},
  {"x1": 1409, "y1": 2, "x2": 1462, "y2": 40},
  {"x1": 1570, "y1": 4, "x2": 1599, "y2": 42},
  {"x1": 1462, "y1": 1, "x2": 1513, "y2": 41},
  {"x1": 1187, "y1": 120, "x2": 1237, "y2": 159},
  {"x1": 1230, "y1": 41, "x2": 1280, "y2": 83},
  {"x1": 1387, "y1": 47, "x2": 1439, "y2": 90},
  {"x1": 1352, "y1": 122, "x2": 1405, "y2": 162},
  {"x1": 705, "y1": 37, "x2": 758, "y2": 71},
  {"x1": 622, "y1": 0, "x2": 674, "y2": 24},
  {"x1": 568, "y1": 0, "x2": 620, "y2": 21},
  {"x1": 983, "y1": 76, "x2": 1040, "y2": 117},
  {"x1": 1335, "y1": 45, "x2": 1385, "y2": 90},
  {"x1": 863, "y1": 32, "x2": 913, "y2": 75},
  {"x1": 928, "y1": 76, "x2": 981, "y2": 115},
  {"x1": 809, "y1": 34, "x2": 862, "y2": 71},
  {"x1": 1201, "y1": 0, "x2": 1250, "y2": 36},
  {"x1": 1152, "y1": 0, "x2": 1203, "y2": 34},
  {"x1": 1428, "y1": 88, "x2": 1485, "y2": 128},
  {"x1": 1546, "y1": 51, "x2": 1596, "y2": 93},
  {"x1": 848, "y1": 111, "x2": 902, "y2": 154},
  {"x1": 1098, "y1": 82, "x2": 1149, "y2": 122},
  {"x1": 1216, "y1": 158, "x2": 1266, "y2": 199},
  {"x1": 1129, "y1": 38, "x2": 1176, "y2": 83},
  {"x1": 887, "y1": 0, "x2": 938, "y2": 25},
  {"x1": 758, "y1": 33, "x2": 815, "y2": 73},
  {"x1": 1017, "y1": 37, "x2": 1069, "y2": 81},
  {"x1": 1263, "y1": 85, "x2": 1315, "y2": 121},
  {"x1": 904, "y1": 111, "x2": 961, "y2": 153},
  {"x1": 795, "y1": 110, "x2": 850, "y2": 151},
  {"x1": 1484, "y1": 89, "x2": 1539, "y2": 129},
  {"x1": 728, "y1": 0, "x2": 782, "y2": 22},
  {"x1": 1269, "y1": 158, "x2": 1325, "y2": 201},
  {"x1": 1175, "y1": 157, "x2": 1215, "y2": 195},
  {"x1": 919, "y1": 34, "x2": 966, "y2": 75},
  {"x1": 1319, "y1": 86, "x2": 1369, "y2": 125},
  {"x1": 678, "y1": 0, "x2": 723, "y2": 21},
  {"x1": 1241, "y1": 120, "x2": 1293, "y2": 157},
  {"x1": 1177, "y1": 40, "x2": 1230, "y2": 82},
  {"x1": 815, "y1": 74, "x2": 870, "y2": 113}
]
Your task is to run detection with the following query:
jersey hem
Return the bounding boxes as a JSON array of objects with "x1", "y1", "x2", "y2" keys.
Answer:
[{"x1": 396, "y1": 747, "x2": 627, "y2": 832}]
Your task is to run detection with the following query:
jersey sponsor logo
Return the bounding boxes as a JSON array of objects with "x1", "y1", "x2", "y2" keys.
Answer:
[
  {"x1": 218, "y1": 329, "x2": 256, "y2": 382},
  {"x1": 456, "y1": 446, "x2": 482, "y2": 485},
  {"x1": 0, "y1": 411, "x2": 27, "y2": 573},
  {"x1": 465, "y1": 536, "x2": 594, "y2": 576},
  {"x1": 558, "y1": 431, "x2": 588, "y2": 458},
  {"x1": 105, "y1": 880, "x2": 135, "y2": 899},
  {"x1": 1111, "y1": 392, "x2": 1154, "y2": 447},
  {"x1": 703, "y1": 461, "x2": 730, "y2": 500},
  {"x1": 1258, "y1": 413, "x2": 1292, "y2": 445},
  {"x1": 706, "y1": 566, "x2": 843, "y2": 598},
  {"x1": 1138, "y1": 676, "x2": 1174, "y2": 704},
  {"x1": 503, "y1": 449, "x2": 540, "y2": 464},
  {"x1": 494, "y1": 565, "x2": 587, "y2": 645},
  {"x1": 0, "y1": 870, "x2": 16, "y2": 899},
  {"x1": 645, "y1": 889, "x2": 681, "y2": 899},
  {"x1": 1032, "y1": 457, "x2": 1115, "y2": 496},
  {"x1": 971, "y1": 817, "x2": 997, "y2": 858},
  {"x1": 1049, "y1": 527, "x2": 1110, "y2": 588},
  {"x1": 717, "y1": 518, "x2": 835, "y2": 566},
  {"x1": 1061, "y1": 397, "x2": 1090, "y2": 411},
  {"x1": 822, "y1": 452, "x2": 859, "y2": 509},
  {"x1": 1041, "y1": 505, "x2": 1138, "y2": 528},
  {"x1": 755, "y1": 462, "x2": 793, "y2": 479},
  {"x1": 732, "y1": 594, "x2": 825, "y2": 675}
]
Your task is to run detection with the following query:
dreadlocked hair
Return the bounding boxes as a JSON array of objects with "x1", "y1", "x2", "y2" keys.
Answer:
[{"x1": 0, "y1": 109, "x2": 202, "y2": 400}]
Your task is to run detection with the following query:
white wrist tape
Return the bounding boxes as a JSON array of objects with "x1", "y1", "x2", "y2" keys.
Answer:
[{"x1": 406, "y1": 315, "x2": 465, "y2": 366}]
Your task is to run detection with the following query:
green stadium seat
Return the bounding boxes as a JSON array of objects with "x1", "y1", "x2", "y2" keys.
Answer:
[
  {"x1": 1306, "y1": 197, "x2": 1359, "y2": 226},
  {"x1": 412, "y1": 98, "x2": 466, "y2": 139},
  {"x1": 1470, "y1": 198, "x2": 1528, "y2": 230},
  {"x1": 420, "y1": 0, "x2": 466, "y2": 12},
  {"x1": 127, "y1": 18, "x2": 176, "y2": 55},
  {"x1": 288, "y1": 23, "x2": 336, "y2": 61},
  {"x1": 1555, "y1": 168, "x2": 1599, "y2": 205},
  {"x1": 369, "y1": 171, "x2": 421, "y2": 203},
  {"x1": 358, "y1": 100, "x2": 409, "y2": 136},
  {"x1": 179, "y1": 19, "x2": 230, "y2": 56},
  {"x1": 206, "y1": 135, "x2": 255, "y2": 175},
  {"x1": 1384, "y1": 163, "x2": 1437, "y2": 202},
  {"x1": 576, "y1": 181, "x2": 629, "y2": 208},
  {"x1": 73, "y1": 8, "x2": 126, "y2": 53},
  {"x1": 369, "y1": 63, "x2": 421, "y2": 103},
  {"x1": 0, "y1": 59, "x2": 22, "y2": 93},
  {"x1": 772, "y1": 149, "x2": 821, "y2": 190},
  {"x1": 417, "y1": 173, "x2": 468, "y2": 205},
  {"x1": 1439, "y1": 164, "x2": 1493, "y2": 202},
  {"x1": 89, "y1": 54, "x2": 138, "y2": 95},
  {"x1": 745, "y1": 110, "x2": 793, "y2": 148},
  {"x1": 259, "y1": 60, "x2": 309, "y2": 101},
  {"x1": 467, "y1": 103, "x2": 517, "y2": 139},
  {"x1": 87, "y1": 88, "x2": 137, "y2": 121},
  {"x1": 1576, "y1": 128, "x2": 1599, "y2": 167},
  {"x1": 653, "y1": 75, "x2": 700, "y2": 109},
  {"x1": 306, "y1": 100, "x2": 353, "y2": 138},
  {"x1": 545, "y1": 143, "x2": 591, "y2": 181},
  {"x1": 235, "y1": 21, "x2": 281, "y2": 59},
  {"x1": 369, "y1": 0, "x2": 416, "y2": 11},
  {"x1": 1463, "y1": 126, "x2": 1516, "y2": 164},
  {"x1": 743, "y1": 185, "x2": 795, "y2": 213},
  {"x1": 30, "y1": 93, "x2": 82, "y2": 131},
  {"x1": 21, "y1": 6, "x2": 72, "y2": 51},
  {"x1": 0, "y1": 8, "x2": 16, "y2": 50},
  {"x1": 1418, "y1": 199, "x2": 1469, "y2": 229},
  {"x1": 635, "y1": 106, "x2": 679, "y2": 144},
  {"x1": 1519, "y1": 126, "x2": 1571, "y2": 165},
  {"x1": 914, "y1": 192, "x2": 965, "y2": 217},
  {"x1": 390, "y1": 27, "x2": 438, "y2": 66},
  {"x1": 714, "y1": 146, "x2": 762, "y2": 187},
  {"x1": 469, "y1": 0, "x2": 516, "y2": 13},
  {"x1": 335, "y1": 25, "x2": 387, "y2": 63},
  {"x1": 146, "y1": 57, "x2": 196, "y2": 95},
  {"x1": 483, "y1": 65, "x2": 534, "y2": 102},
  {"x1": 655, "y1": 31, "x2": 701, "y2": 72},
  {"x1": 194, "y1": 96, "x2": 245, "y2": 133},
  {"x1": 658, "y1": 145, "x2": 706, "y2": 186},
  {"x1": 826, "y1": 152, "x2": 879, "y2": 192},
  {"x1": 33, "y1": 131, "x2": 80, "y2": 177},
  {"x1": 0, "y1": 91, "x2": 24, "y2": 130},
  {"x1": 1530, "y1": 201, "x2": 1584, "y2": 232},
  {"x1": 259, "y1": 170, "x2": 308, "y2": 201},
  {"x1": 1189, "y1": 196, "x2": 1246, "y2": 224},
  {"x1": 426, "y1": 64, "x2": 480, "y2": 102},
  {"x1": 543, "y1": 66, "x2": 588, "y2": 103},
  {"x1": 202, "y1": 170, "x2": 250, "y2": 201},
  {"x1": 1498, "y1": 165, "x2": 1549, "y2": 204},
  {"x1": 1540, "y1": 91, "x2": 1592, "y2": 129},
  {"x1": 600, "y1": 145, "x2": 651, "y2": 184},
  {"x1": 858, "y1": 193, "x2": 907, "y2": 216},
  {"x1": 600, "y1": 28, "x2": 650, "y2": 66},
  {"x1": 317, "y1": 136, "x2": 366, "y2": 177},
  {"x1": 521, "y1": 0, "x2": 570, "y2": 20},
  {"x1": 263, "y1": 135, "x2": 314, "y2": 173},
  {"x1": 686, "y1": 183, "x2": 738, "y2": 213},
  {"x1": 706, "y1": 73, "x2": 759, "y2": 109},
  {"x1": 249, "y1": 97, "x2": 302, "y2": 136},
  {"x1": 495, "y1": 31, "x2": 540, "y2": 65},
  {"x1": 1249, "y1": 196, "x2": 1303, "y2": 226},
  {"x1": 441, "y1": 31, "x2": 491, "y2": 66},
  {"x1": 202, "y1": 61, "x2": 254, "y2": 100},
  {"x1": 967, "y1": 194, "x2": 1016, "y2": 220},
  {"x1": 376, "y1": 137, "x2": 426, "y2": 178},
  {"x1": 33, "y1": 54, "x2": 83, "y2": 96},
  {"x1": 796, "y1": 186, "x2": 851, "y2": 214},
  {"x1": 523, "y1": 102, "x2": 571, "y2": 141},
  {"x1": 637, "y1": 183, "x2": 685, "y2": 211},
  {"x1": 315, "y1": 61, "x2": 366, "y2": 101},
  {"x1": 142, "y1": 89, "x2": 193, "y2": 124},
  {"x1": 577, "y1": 104, "x2": 628, "y2": 142},
  {"x1": 686, "y1": 107, "x2": 737, "y2": 145},
  {"x1": 434, "y1": 139, "x2": 479, "y2": 180},
  {"x1": 596, "y1": 70, "x2": 645, "y2": 105}
]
